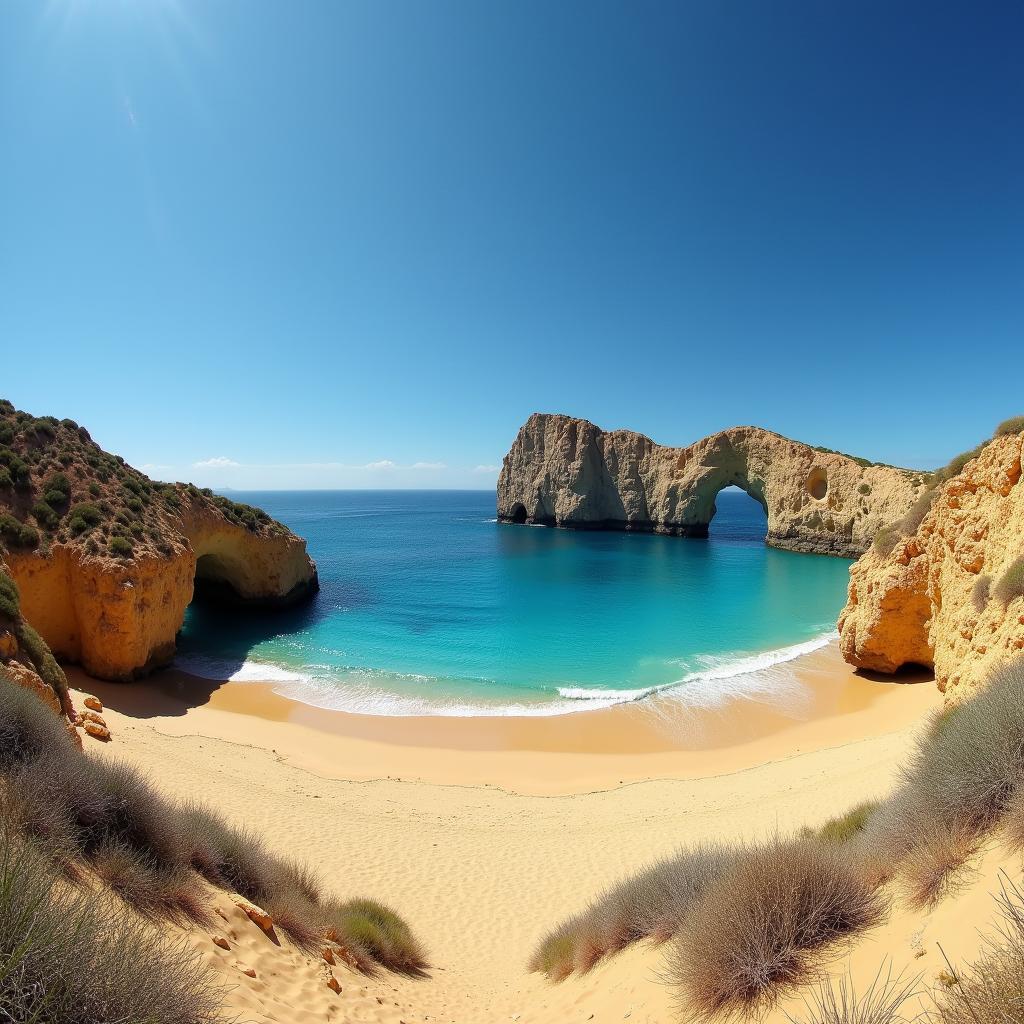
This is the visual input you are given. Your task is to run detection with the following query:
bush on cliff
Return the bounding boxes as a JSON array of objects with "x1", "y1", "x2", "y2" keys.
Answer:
[
  {"x1": 0, "y1": 512, "x2": 38, "y2": 550},
  {"x1": 993, "y1": 556, "x2": 1024, "y2": 606},
  {"x1": 994, "y1": 415, "x2": 1024, "y2": 438},
  {"x1": 0, "y1": 569, "x2": 18, "y2": 619}
]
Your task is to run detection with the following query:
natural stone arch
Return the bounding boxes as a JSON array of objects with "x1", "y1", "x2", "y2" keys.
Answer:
[{"x1": 497, "y1": 413, "x2": 924, "y2": 557}]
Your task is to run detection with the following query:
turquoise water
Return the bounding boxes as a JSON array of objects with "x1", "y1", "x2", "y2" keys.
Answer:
[{"x1": 177, "y1": 490, "x2": 852, "y2": 716}]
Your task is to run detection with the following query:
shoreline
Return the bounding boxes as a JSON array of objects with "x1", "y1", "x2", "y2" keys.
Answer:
[{"x1": 69, "y1": 639, "x2": 937, "y2": 796}]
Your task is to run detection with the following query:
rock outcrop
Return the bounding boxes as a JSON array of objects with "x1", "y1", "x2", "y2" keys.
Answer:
[
  {"x1": 839, "y1": 430, "x2": 1024, "y2": 699},
  {"x1": 0, "y1": 400, "x2": 318, "y2": 681},
  {"x1": 498, "y1": 413, "x2": 924, "y2": 557}
]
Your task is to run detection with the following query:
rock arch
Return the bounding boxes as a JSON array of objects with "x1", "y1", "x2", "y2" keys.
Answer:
[{"x1": 497, "y1": 413, "x2": 924, "y2": 557}]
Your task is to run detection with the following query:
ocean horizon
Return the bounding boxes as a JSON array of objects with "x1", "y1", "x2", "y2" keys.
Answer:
[{"x1": 177, "y1": 488, "x2": 852, "y2": 717}]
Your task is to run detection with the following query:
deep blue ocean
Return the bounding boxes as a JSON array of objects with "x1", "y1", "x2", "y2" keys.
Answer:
[{"x1": 177, "y1": 489, "x2": 852, "y2": 716}]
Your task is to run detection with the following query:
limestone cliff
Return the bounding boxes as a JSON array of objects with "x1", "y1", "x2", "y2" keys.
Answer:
[
  {"x1": 0, "y1": 400, "x2": 317, "y2": 681},
  {"x1": 839, "y1": 429, "x2": 1024, "y2": 699},
  {"x1": 498, "y1": 413, "x2": 924, "y2": 557}
]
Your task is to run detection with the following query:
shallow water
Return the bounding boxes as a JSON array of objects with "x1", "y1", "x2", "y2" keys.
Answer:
[{"x1": 177, "y1": 489, "x2": 851, "y2": 716}]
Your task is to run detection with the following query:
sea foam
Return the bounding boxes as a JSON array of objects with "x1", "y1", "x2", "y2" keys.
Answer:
[{"x1": 174, "y1": 630, "x2": 836, "y2": 719}]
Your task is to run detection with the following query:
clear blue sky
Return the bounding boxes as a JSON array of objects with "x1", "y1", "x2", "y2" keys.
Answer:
[{"x1": 1, "y1": 1, "x2": 1021, "y2": 489}]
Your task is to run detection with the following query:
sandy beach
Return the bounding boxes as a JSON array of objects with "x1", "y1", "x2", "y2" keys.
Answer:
[
  {"x1": 72, "y1": 642, "x2": 935, "y2": 795},
  {"x1": 58, "y1": 641, "x2": 975, "y2": 1024}
]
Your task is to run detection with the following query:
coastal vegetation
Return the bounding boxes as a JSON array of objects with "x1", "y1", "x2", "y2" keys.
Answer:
[
  {"x1": 0, "y1": 398, "x2": 285, "y2": 562},
  {"x1": 870, "y1": 413, "x2": 1024, "y2": 559},
  {"x1": 0, "y1": 825, "x2": 224, "y2": 1024},
  {"x1": 0, "y1": 667, "x2": 428, "y2": 1024},
  {"x1": 0, "y1": 398, "x2": 318, "y2": 682},
  {"x1": 531, "y1": 657, "x2": 1024, "y2": 1021}
]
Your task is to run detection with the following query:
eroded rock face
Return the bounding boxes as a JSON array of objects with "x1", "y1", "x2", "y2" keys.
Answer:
[
  {"x1": 498, "y1": 414, "x2": 923, "y2": 557},
  {"x1": 839, "y1": 432, "x2": 1024, "y2": 699},
  {"x1": 7, "y1": 502, "x2": 317, "y2": 682}
]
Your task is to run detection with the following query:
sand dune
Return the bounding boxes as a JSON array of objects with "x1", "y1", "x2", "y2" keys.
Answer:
[{"x1": 64, "y1": 641, "x2": 991, "y2": 1023}]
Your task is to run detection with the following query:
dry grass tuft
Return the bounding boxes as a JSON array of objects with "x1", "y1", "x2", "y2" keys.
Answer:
[
  {"x1": 667, "y1": 838, "x2": 887, "y2": 1023},
  {"x1": 993, "y1": 555, "x2": 1024, "y2": 606},
  {"x1": 933, "y1": 873, "x2": 1024, "y2": 1023},
  {"x1": 528, "y1": 843, "x2": 732, "y2": 979},
  {"x1": 971, "y1": 575, "x2": 992, "y2": 614},
  {"x1": 0, "y1": 823, "x2": 224, "y2": 1023},
  {"x1": 91, "y1": 840, "x2": 213, "y2": 926},
  {"x1": 0, "y1": 671, "x2": 424, "y2": 974},
  {"x1": 784, "y1": 964, "x2": 920, "y2": 1024},
  {"x1": 898, "y1": 819, "x2": 980, "y2": 910}
]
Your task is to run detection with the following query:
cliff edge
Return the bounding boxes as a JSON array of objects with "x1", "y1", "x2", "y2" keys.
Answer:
[
  {"x1": 839, "y1": 422, "x2": 1024, "y2": 698},
  {"x1": 0, "y1": 399, "x2": 318, "y2": 681},
  {"x1": 498, "y1": 413, "x2": 923, "y2": 557}
]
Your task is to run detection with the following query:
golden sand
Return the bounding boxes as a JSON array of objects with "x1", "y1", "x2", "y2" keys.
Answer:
[{"x1": 68, "y1": 642, "x2": 986, "y2": 1024}]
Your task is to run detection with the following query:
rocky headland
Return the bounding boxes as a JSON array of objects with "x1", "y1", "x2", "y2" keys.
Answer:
[
  {"x1": 0, "y1": 399, "x2": 317, "y2": 683},
  {"x1": 839, "y1": 421, "x2": 1024, "y2": 699},
  {"x1": 498, "y1": 413, "x2": 924, "y2": 557}
]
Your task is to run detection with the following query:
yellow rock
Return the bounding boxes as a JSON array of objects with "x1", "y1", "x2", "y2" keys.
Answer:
[
  {"x1": 233, "y1": 896, "x2": 274, "y2": 934},
  {"x1": 212, "y1": 935, "x2": 230, "y2": 950},
  {"x1": 498, "y1": 413, "x2": 923, "y2": 557},
  {"x1": 83, "y1": 695, "x2": 103, "y2": 712},
  {"x1": 1, "y1": 661, "x2": 60, "y2": 713},
  {"x1": 5, "y1": 504, "x2": 317, "y2": 683},
  {"x1": 839, "y1": 431, "x2": 1024, "y2": 699},
  {"x1": 83, "y1": 721, "x2": 111, "y2": 742},
  {"x1": 0, "y1": 629, "x2": 17, "y2": 658}
]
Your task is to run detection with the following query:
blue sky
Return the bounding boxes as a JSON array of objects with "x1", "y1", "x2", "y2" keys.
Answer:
[{"x1": 1, "y1": 1, "x2": 1021, "y2": 489}]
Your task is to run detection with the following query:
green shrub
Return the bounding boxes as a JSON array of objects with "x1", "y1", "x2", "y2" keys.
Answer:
[
  {"x1": 900, "y1": 486, "x2": 938, "y2": 533},
  {"x1": 994, "y1": 556, "x2": 1024, "y2": 605},
  {"x1": 27, "y1": 418, "x2": 55, "y2": 441},
  {"x1": 994, "y1": 415, "x2": 1024, "y2": 438},
  {"x1": 0, "y1": 513, "x2": 39, "y2": 550},
  {"x1": 813, "y1": 801, "x2": 880, "y2": 844},
  {"x1": 0, "y1": 423, "x2": 13, "y2": 445},
  {"x1": 320, "y1": 897, "x2": 427, "y2": 974},
  {"x1": 31, "y1": 500, "x2": 59, "y2": 530},
  {"x1": 16, "y1": 622, "x2": 68, "y2": 700},
  {"x1": 68, "y1": 502, "x2": 102, "y2": 527},
  {"x1": 109, "y1": 536, "x2": 133, "y2": 557},
  {"x1": 43, "y1": 472, "x2": 71, "y2": 502},
  {"x1": 0, "y1": 467, "x2": 11, "y2": 489},
  {"x1": 0, "y1": 571, "x2": 19, "y2": 619},
  {"x1": 857, "y1": 483, "x2": 871, "y2": 495},
  {"x1": 88, "y1": 481, "x2": 100, "y2": 496}
]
